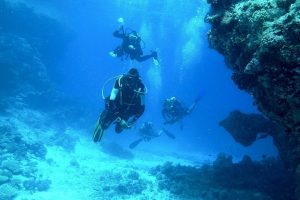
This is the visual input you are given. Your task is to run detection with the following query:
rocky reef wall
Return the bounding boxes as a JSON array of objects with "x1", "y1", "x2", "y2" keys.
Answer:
[
  {"x1": 220, "y1": 110, "x2": 299, "y2": 181},
  {"x1": 206, "y1": 0, "x2": 300, "y2": 198},
  {"x1": 206, "y1": 0, "x2": 300, "y2": 134},
  {"x1": 0, "y1": 0, "x2": 69, "y2": 111},
  {"x1": 152, "y1": 154, "x2": 295, "y2": 200}
]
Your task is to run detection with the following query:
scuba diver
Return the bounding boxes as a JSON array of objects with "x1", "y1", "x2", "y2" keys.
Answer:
[
  {"x1": 109, "y1": 26, "x2": 158, "y2": 62},
  {"x1": 129, "y1": 121, "x2": 175, "y2": 149},
  {"x1": 162, "y1": 97, "x2": 199, "y2": 126},
  {"x1": 93, "y1": 68, "x2": 146, "y2": 142}
]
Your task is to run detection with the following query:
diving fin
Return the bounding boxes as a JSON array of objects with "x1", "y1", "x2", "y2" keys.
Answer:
[
  {"x1": 162, "y1": 128, "x2": 176, "y2": 139},
  {"x1": 93, "y1": 120, "x2": 104, "y2": 142},
  {"x1": 129, "y1": 139, "x2": 143, "y2": 149}
]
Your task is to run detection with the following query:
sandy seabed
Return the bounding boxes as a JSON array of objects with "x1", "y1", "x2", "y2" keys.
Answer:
[{"x1": 15, "y1": 136, "x2": 209, "y2": 200}]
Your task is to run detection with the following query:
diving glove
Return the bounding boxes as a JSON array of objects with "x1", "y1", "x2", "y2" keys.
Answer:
[
  {"x1": 116, "y1": 117, "x2": 131, "y2": 129},
  {"x1": 128, "y1": 45, "x2": 135, "y2": 50},
  {"x1": 150, "y1": 51, "x2": 158, "y2": 60}
]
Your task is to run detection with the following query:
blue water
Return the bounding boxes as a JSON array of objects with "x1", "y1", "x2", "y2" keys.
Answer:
[
  {"x1": 1, "y1": 0, "x2": 287, "y2": 199},
  {"x1": 10, "y1": 0, "x2": 277, "y2": 159}
]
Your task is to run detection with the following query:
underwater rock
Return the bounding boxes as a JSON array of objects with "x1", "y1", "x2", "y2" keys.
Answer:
[
  {"x1": 219, "y1": 110, "x2": 281, "y2": 146},
  {"x1": 101, "y1": 142, "x2": 134, "y2": 160},
  {"x1": 206, "y1": 0, "x2": 300, "y2": 135},
  {"x1": 153, "y1": 154, "x2": 295, "y2": 200},
  {"x1": 0, "y1": 33, "x2": 49, "y2": 96},
  {"x1": 220, "y1": 110, "x2": 300, "y2": 192},
  {"x1": 206, "y1": 0, "x2": 300, "y2": 197},
  {"x1": 0, "y1": 32, "x2": 53, "y2": 112},
  {"x1": 0, "y1": 0, "x2": 70, "y2": 112},
  {"x1": 0, "y1": 0, "x2": 70, "y2": 77}
]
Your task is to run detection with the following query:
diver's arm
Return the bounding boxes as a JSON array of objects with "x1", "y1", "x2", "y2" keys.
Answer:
[
  {"x1": 109, "y1": 88, "x2": 119, "y2": 101},
  {"x1": 186, "y1": 99, "x2": 199, "y2": 114},
  {"x1": 128, "y1": 104, "x2": 145, "y2": 126},
  {"x1": 162, "y1": 109, "x2": 168, "y2": 120},
  {"x1": 127, "y1": 84, "x2": 145, "y2": 126},
  {"x1": 136, "y1": 44, "x2": 143, "y2": 55},
  {"x1": 162, "y1": 110, "x2": 170, "y2": 124},
  {"x1": 110, "y1": 77, "x2": 122, "y2": 101},
  {"x1": 113, "y1": 26, "x2": 125, "y2": 38},
  {"x1": 140, "y1": 94, "x2": 145, "y2": 106},
  {"x1": 162, "y1": 109, "x2": 175, "y2": 124}
]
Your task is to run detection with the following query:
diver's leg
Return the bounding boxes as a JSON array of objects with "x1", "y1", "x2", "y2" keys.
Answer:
[
  {"x1": 93, "y1": 119, "x2": 103, "y2": 142},
  {"x1": 186, "y1": 101, "x2": 198, "y2": 115},
  {"x1": 110, "y1": 46, "x2": 124, "y2": 58},
  {"x1": 100, "y1": 109, "x2": 116, "y2": 129},
  {"x1": 162, "y1": 128, "x2": 176, "y2": 139},
  {"x1": 135, "y1": 54, "x2": 154, "y2": 62},
  {"x1": 114, "y1": 114, "x2": 130, "y2": 133},
  {"x1": 93, "y1": 109, "x2": 117, "y2": 142},
  {"x1": 129, "y1": 138, "x2": 143, "y2": 149}
]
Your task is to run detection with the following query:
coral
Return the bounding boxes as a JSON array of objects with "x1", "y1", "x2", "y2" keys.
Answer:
[
  {"x1": 0, "y1": 175, "x2": 9, "y2": 185},
  {"x1": 27, "y1": 142, "x2": 47, "y2": 159},
  {"x1": 206, "y1": 0, "x2": 300, "y2": 197},
  {"x1": 23, "y1": 179, "x2": 52, "y2": 191},
  {"x1": 206, "y1": 0, "x2": 300, "y2": 134},
  {"x1": 0, "y1": 0, "x2": 70, "y2": 76},
  {"x1": 96, "y1": 170, "x2": 148, "y2": 197},
  {"x1": 0, "y1": 183, "x2": 18, "y2": 200},
  {"x1": 127, "y1": 170, "x2": 140, "y2": 180},
  {"x1": 0, "y1": 0, "x2": 70, "y2": 112},
  {"x1": 0, "y1": 170, "x2": 13, "y2": 179},
  {"x1": 0, "y1": 122, "x2": 48, "y2": 159},
  {"x1": 69, "y1": 159, "x2": 80, "y2": 168},
  {"x1": 0, "y1": 120, "x2": 49, "y2": 197},
  {"x1": 1, "y1": 160, "x2": 22, "y2": 175},
  {"x1": 153, "y1": 154, "x2": 295, "y2": 200}
]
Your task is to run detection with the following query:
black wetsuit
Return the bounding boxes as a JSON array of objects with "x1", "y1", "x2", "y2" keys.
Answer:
[
  {"x1": 112, "y1": 29, "x2": 154, "y2": 62},
  {"x1": 162, "y1": 100, "x2": 188, "y2": 124},
  {"x1": 99, "y1": 75, "x2": 145, "y2": 133}
]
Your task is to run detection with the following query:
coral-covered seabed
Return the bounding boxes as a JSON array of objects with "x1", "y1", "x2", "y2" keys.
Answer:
[
  {"x1": 0, "y1": 108, "x2": 209, "y2": 200},
  {"x1": 0, "y1": 0, "x2": 298, "y2": 199},
  {"x1": 1, "y1": 108, "x2": 294, "y2": 200}
]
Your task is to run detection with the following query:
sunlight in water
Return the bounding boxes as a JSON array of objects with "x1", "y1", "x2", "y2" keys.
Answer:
[
  {"x1": 139, "y1": 22, "x2": 162, "y2": 94},
  {"x1": 180, "y1": 4, "x2": 209, "y2": 82},
  {"x1": 114, "y1": 0, "x2": 150, "y2": 10},
  {"x1": 147, "y1": 64, "x2": 161, "y2": 91}
]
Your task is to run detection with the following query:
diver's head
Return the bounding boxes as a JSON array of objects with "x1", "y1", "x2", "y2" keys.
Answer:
[
  {"x1": 128, "y1": 68, "x2": 139, "y2": 78},
  {"x1": 145, "y1": 121, "x2": 152, "y2": 126},
  {"x1": 129, "y1": 31, "x2": 140, "y2": 42},
  {"x1": 170, "y1": 97, "x2": 176, "y2": 102}
]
